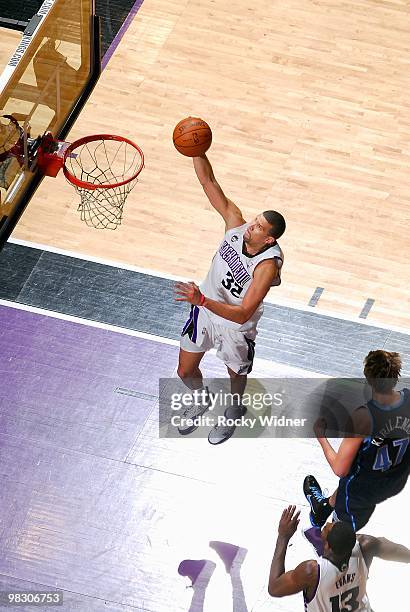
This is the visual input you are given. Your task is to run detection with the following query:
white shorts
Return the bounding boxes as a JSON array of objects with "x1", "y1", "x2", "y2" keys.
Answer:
[{"x1": 180, "y1": 305, "x2": 256, "y2": 375}]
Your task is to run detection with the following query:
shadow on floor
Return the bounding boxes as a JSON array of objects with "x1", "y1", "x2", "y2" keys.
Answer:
[{"x1": 178, "y1": 541, "x2": 248, "y2": 612}]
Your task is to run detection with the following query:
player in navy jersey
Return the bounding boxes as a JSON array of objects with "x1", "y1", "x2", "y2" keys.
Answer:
[
  {"x1": 174, "y1": 153, "x2": 285, "y2": 444},
  {"x1": 304, "y1": 350, "x2": 410, "y2": 531}
]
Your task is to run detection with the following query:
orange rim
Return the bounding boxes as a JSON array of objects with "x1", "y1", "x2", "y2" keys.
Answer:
[{"x1": 63, "y1": 134, "x2": 144, "y2": 190}]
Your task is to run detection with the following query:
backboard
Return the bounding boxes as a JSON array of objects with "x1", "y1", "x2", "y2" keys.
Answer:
[{"x1": 0, "y1": 0, "x2": 101, "y2": 247}]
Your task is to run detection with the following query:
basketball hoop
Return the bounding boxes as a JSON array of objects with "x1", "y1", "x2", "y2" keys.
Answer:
[{"x1": 62, "y1": 134, "x2": 144, "y2": 229}]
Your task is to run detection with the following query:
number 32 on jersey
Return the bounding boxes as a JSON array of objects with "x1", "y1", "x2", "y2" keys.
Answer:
[{"x1": 222, "y1": 271, "x2": 243, "y2": 298}]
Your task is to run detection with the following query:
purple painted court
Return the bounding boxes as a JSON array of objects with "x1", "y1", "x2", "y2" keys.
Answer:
[{"x1": 0, "y1": 304, "x2": 408, "y2": 611}]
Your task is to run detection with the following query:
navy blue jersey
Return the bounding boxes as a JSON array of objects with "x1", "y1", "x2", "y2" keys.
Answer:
[
  {"x1": 337, "y1": 389, "x2": 410, "y2": 519},
  {"x1": 355, "y1": 388, "x2": 410, "y2": 478}
]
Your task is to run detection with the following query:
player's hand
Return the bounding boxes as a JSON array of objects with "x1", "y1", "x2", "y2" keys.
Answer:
[
  {"x1": 314, "y1": 417, "x2": 327, "y2": 438},
  {"x1": 278, "y1": 505, "x2": 300, "y2": 541},
  {"x1": 175, "y1": 281, "x2": 203, "y2": 305}
]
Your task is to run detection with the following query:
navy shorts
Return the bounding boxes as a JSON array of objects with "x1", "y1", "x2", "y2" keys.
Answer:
[{"x1": 334, "y1": 471, "x2": 408, "y2": 531}]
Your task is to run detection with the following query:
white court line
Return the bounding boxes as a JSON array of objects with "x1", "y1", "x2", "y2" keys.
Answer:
[
  {"x1": 9, "y1": 237, "x2": 188, "y2": 282},
  {"x1": 8, "y1": 237, "x2": 410, "y2": 336},
  {"x1": 0, "y1": 299, "x2": 325, "y2": 378},
  {"x1": 264, "y1": 294, "x2": 410, "y2": 335},
  {"x1": 0, "y1": 299, "x2": 326, "y2": 377},
  {"x1": 0, "y1": 299, "x2": 180, "y2": 347}
]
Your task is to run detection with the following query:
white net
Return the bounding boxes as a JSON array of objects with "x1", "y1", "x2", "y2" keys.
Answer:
[{"x1": 64, "y1": 136, "x2": 143, "y2": 229}]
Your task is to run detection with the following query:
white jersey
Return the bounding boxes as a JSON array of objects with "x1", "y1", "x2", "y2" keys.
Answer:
[
  {"x1": 200, "y1": 223, "x2": 283, "y2": 332},
  {"x1": 304, "y1": 543, "x2": 371, "y2": 612}
]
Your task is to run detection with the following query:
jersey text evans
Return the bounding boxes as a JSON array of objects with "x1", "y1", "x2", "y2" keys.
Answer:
[{"x1": 304, "y1": 542, "x2": 371, "y2": 612}]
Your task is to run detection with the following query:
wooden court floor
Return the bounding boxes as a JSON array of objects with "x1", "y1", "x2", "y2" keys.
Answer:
[
  {"x1": 0, "y1": 28, "x2": 23, "y2": 69},
  {"x1": 9, "y1": 0, "x2": 410, "y2": 329}
]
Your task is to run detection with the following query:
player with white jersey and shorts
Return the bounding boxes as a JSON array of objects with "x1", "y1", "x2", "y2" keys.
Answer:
[
  {"x1": 267, "y1": 505, "x2": 410, "y2": 611},
  {"x1": 175, "y1": 153, "x2": 285, "y2": 445}
]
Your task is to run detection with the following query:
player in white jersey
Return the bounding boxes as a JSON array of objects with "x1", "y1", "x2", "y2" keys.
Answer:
[
  {"x1": 175, "y1": 153, "x2": 285, "y2": 444},
  {"x1": 267, "y1": 505, "x2": 410, "y2": 611}
]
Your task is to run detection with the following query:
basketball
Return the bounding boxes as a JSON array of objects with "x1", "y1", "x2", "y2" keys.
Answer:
[{"x1": 173, "y1": 117, "x2": 212, "y2": 157}]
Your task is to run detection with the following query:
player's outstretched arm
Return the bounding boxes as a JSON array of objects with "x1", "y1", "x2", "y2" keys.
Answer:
[
  {"x1": 193, "y1": 154, "x2": 245, "y2": 230},
  {"x1": 268, "y1": 505, "x2": 318, "y2": 598},
  {"x1": 358, "y1": 534, "x2": 410, "y2": 568}
]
